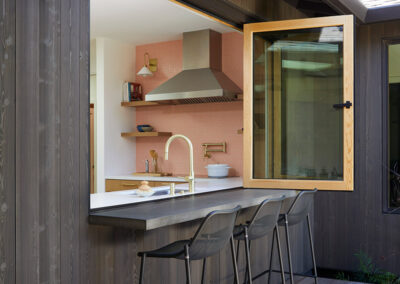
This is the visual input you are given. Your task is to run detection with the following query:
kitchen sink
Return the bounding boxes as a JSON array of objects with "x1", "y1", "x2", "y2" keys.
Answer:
[{"x1": 110, "y1": 184, "x2": 190, "y2": 197}]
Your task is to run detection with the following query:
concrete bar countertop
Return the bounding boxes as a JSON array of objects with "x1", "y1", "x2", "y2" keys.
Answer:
[{"x1": 89, "y1": 187, "x2": 297, "y2": 230}]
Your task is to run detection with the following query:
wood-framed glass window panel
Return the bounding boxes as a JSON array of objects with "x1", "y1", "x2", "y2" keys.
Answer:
[
  {"x1": 243, "y1": 16, "x2": 354, "y2": 191},
  {"x1": 384, "y1": 39, "x2": 400, "y2": 213}
]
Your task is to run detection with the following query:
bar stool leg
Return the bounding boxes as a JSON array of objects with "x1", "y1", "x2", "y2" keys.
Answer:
[
  {"x1": 244, "y1": 227, "x2": 252, "y2": 284},
  {"x1": 284, "y1": 215, "x2": 294, "y2": 284},
  {"x1": 236, "y1": 239, "x2": 240, "y2": 263},
  {"x1": 307, "y1": 213, "x2": 318, "y2": 284},
  {"x1": 184, "y1": 245, "x2": 191, "y2": 284},
  {"x1": 267, "y1": 226, "x2": 276, "y2": 284},
  {"x1": 244, "y1": 240, "x2": 252, "y2": 284},
  {"x1": 275, "y1": 224, "x2": 286, "y2": 284},
  {"x1": 201, "y1": 258, "x2": 206, "y2": 284},
  {"x1": 139, "y1": 253, "x2": 146, "y2": 284},
  {"x1": 230, "y1": 236, "x2": 240, "y2": 284}
]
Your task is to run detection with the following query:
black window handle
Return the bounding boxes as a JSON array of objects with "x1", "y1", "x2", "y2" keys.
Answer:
[{"x1": 333, "y1": 101, "x2": 352, "y2": 109}]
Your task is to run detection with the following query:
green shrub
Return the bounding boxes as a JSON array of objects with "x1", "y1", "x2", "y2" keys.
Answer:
[{"x1": 353, "y1": 250, "x2": 400, "y2": 284}]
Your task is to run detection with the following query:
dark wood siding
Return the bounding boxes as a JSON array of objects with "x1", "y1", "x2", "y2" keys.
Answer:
[
  {"x1": 14, "y1": 0, "x2": 90, "y2": 282},
  {"x1": 79, "y1": 0, "x2": 90, "y2": 283},
  {"x1": 0, "y1": 0, "x2": 15, "y2": 283},
  {"x1": 15, "y1": 0, "x2": 40, "y2": 282},
  {"x1": 314, "y1": 20, "x2": 400, "y2": 274}
]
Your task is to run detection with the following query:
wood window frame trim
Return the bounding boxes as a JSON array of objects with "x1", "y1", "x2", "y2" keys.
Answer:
[{"x1": 243, "y1": 15, "x2": 354, "y2": 191}]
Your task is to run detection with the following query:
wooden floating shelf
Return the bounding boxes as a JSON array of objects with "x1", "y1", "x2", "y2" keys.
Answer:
[
  {"x1": 121, "y1": 95, "x2": 243, "y2": 108},
  {"x1": 121, "y1": 132, "x2": 172, "y2": 138},
  {"x1": 121, "y1": 101, "x2": 160, "y2": 107}
]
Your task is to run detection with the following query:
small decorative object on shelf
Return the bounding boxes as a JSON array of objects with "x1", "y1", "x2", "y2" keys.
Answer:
[
  {"x1": 149, "y1": 150, "x2": 158, "y2": 173},
  {"x1": 122, "y1": 81, "x2": 142, "y2": 102},
  {"x1": 137, "y1": 124, "x2": 153, "y2": 132}
]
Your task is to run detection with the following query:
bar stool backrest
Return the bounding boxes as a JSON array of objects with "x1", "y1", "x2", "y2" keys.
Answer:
[
  {"x1": 188, "y1": 205, "x2": 241, "y2": 260},
  {"x1": 247, "y1": 196, "x2": 285, "y2": 240},
  {"x1": 286, "y1": 188, "x2": 317, "y2": 225}
]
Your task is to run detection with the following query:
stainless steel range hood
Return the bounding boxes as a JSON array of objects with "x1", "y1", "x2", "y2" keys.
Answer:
[{"x1": 145, "y1": 29, "x2": 242, "y2": 104}]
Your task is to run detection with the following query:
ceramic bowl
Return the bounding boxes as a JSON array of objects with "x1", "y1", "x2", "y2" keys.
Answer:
[
  {"x1": 205, "y1": 164, "x2": 231, "y2": 178},
  {"x1": 137, "y1": 125, "x2": 153, "y2": 132}
]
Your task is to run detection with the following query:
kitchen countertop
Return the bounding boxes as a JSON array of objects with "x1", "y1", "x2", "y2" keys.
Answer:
[
  {"x1": 106, "y1": 175, "x2": 189, "y2": 182},
  {"x1": 89, "y1": 188, "x2": 297, "y2": 230},
  {"x1": 91, "y1": 177, "x2": 243, "y2": 209}
]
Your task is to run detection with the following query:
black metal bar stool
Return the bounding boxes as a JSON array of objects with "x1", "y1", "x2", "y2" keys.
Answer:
[
  {"x1": 137, "y1": 206, "x2": 241, "y2": 284},
  {"x1": 233, "y1": 196, "x2": 286, "y2": 284},
  {"x1": 276, "y1": 188, "x2": 318, "y2": 284}
]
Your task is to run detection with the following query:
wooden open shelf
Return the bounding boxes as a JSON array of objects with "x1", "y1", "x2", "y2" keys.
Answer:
[
  {"x1": 121, "y1": 101, "x2": 160, "y2": 107},
  {"x1": 121, "y1": 94, "x2": 243, "y2": 108},
  {"x1": 121, "y1": 132, "x2": 172, "y2": 138}
]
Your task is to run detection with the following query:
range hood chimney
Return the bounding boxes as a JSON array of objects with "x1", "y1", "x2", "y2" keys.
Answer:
[{"x1": 145, "y1": 29, "x2": 242, "y2": 104}]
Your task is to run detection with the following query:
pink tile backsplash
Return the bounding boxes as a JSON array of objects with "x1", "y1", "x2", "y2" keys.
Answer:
[{"x1": 135, "y1": 32, "x2": 244, "y2": 177}]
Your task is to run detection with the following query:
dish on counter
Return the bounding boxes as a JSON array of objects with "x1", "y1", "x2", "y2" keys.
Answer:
[
  {"x1": 205, "y1": 164, "x2": 231, "y2": 178},
  {"x1": 136, "y1": 180, "x2": 154, "y2": 197},
  {"x1": 135, "y1": 189, "x2": 155, "y2": 197}
]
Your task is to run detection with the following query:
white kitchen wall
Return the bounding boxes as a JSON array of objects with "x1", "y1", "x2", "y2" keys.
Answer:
[
  {"x1": 95, "y1": 38, "x2": 136, "y2": 193},
  {"x1": 90, "y1": 39, "x2": 97, "y2": 103}
]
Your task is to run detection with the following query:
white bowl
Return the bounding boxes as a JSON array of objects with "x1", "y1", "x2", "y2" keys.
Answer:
[{"x1": 205, "y1": 164, "x2": 231, "y2": 178}]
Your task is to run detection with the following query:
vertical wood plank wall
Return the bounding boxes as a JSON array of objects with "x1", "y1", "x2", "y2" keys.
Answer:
[
  {"x1": 314, "y1": 20, "x2": 400, "y2": 274},
  {"x1": 0, "y1": 0, "x2": 15, "y2": 283},
  {"x1": 14, "y1": 0, "x2": 90, "y2": 283},
  {"x1": 15, "y1": 0, "x2": 40, "y2": 282}
]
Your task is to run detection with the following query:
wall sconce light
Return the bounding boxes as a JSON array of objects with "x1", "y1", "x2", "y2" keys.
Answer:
[{"x1": 137, "y1": 52, "x2": 158, "y2": 77}]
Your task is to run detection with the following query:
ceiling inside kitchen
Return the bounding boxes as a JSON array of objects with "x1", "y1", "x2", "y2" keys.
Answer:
[
  {"x1": 90, "y1": 0, "x2": 237, "y2": 45},
  {"x1": 358, "y1": 0, "x2": 400, "y2": 8},
  {"x1": 283, "y1": 0, "x2": 400, "y2": 23}
]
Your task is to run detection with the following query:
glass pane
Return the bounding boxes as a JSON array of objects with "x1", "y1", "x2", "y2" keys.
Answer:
[
  {"x1": 388, "y1": 43, "x2": 400, "y2": 209},
  {"x1": 253, "y1": 27, "x2": 344, "y2": 180}
]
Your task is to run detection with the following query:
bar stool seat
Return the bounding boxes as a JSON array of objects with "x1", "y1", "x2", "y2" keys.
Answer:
[
  {"x1": 138, "y1": 206, "x2": 242, "y2": 284},
  {"x1": 138, "y1": 240, "x2": 190, "y2": 259}
]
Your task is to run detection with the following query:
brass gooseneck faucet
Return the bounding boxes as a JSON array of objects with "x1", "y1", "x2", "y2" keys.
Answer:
[{"x1": 165, "y1": 134, "x2": 195, "y2": 193}]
